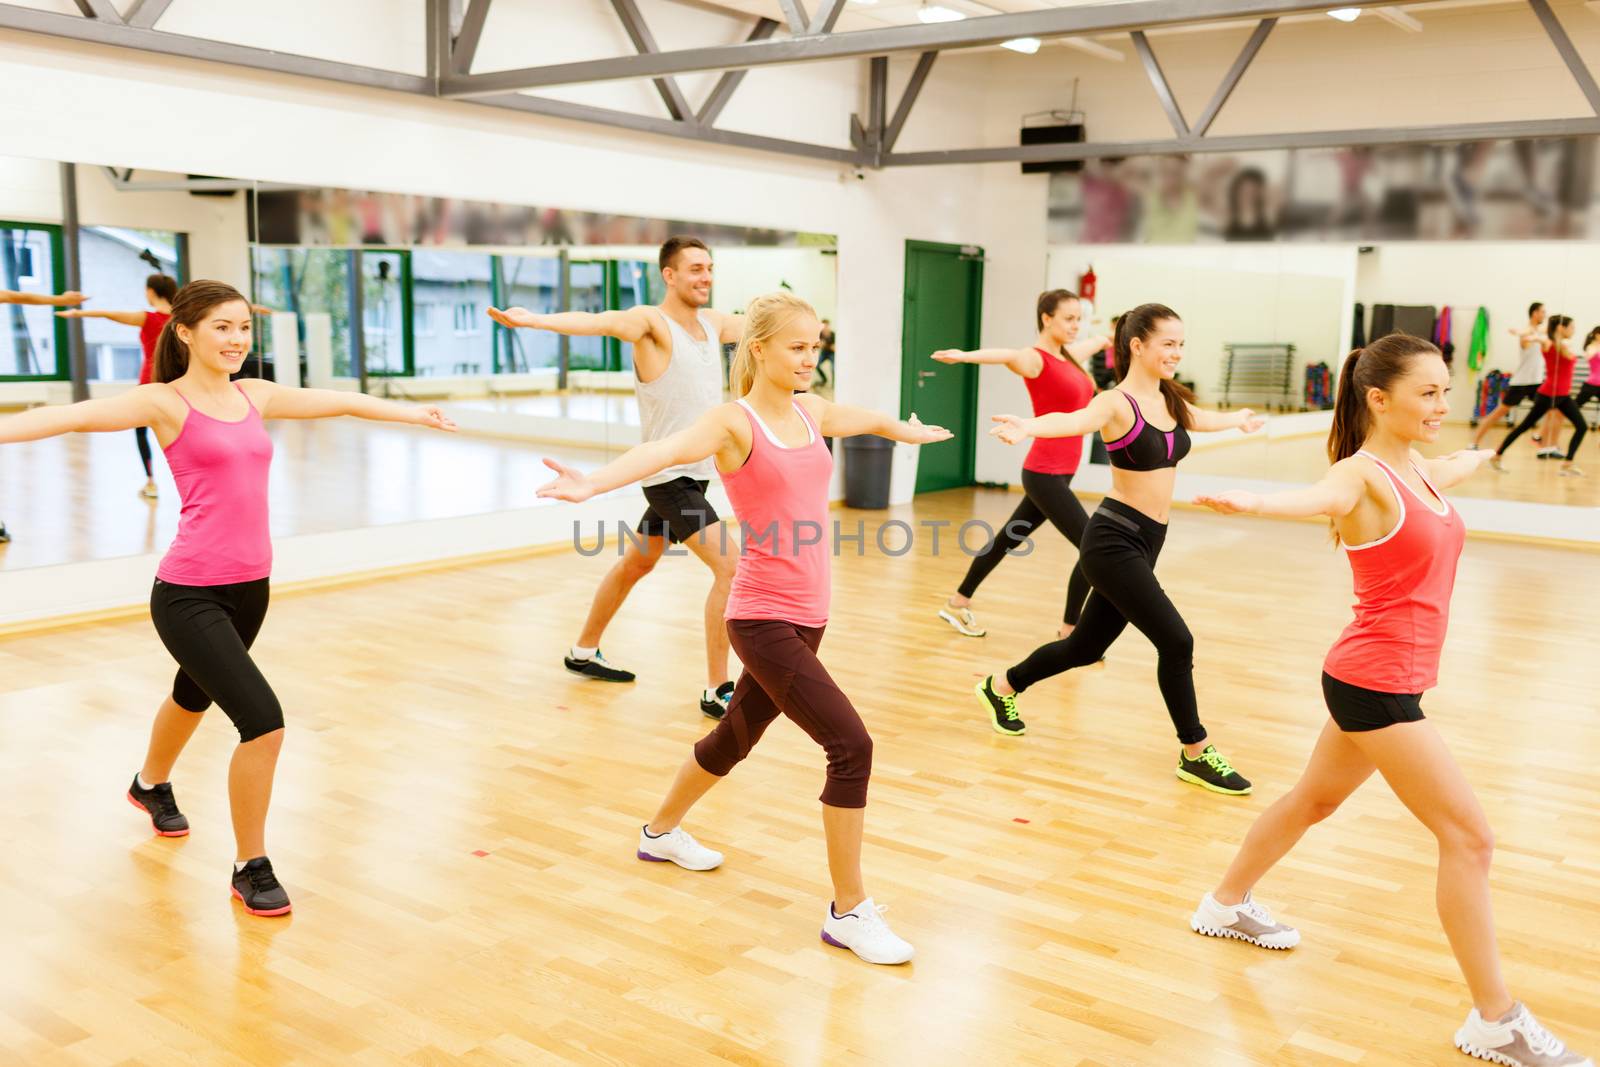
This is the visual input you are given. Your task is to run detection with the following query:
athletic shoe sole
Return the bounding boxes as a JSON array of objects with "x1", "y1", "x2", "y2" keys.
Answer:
[
  {"x1": 126, "y1": 790, "x2": 189, "y2": 837},
  {"x1": 974, "y1": 681, "x2": 1026, "y2": 737},
  {"x1": 1189, "y1": 914, "x2": 1298, "y2": 950},
  {"x1": 699, "y1": 701, "x2": 727, "y2": 721},
  {"x1": 819, "y1": 929, "x2": 915, "y2": 965},
  {"x1": 937, "y1": 609, "x2": 985, "y2": 637},
  {"x1": 562, "y1": 662, "x2": 635, "y2": 683},
  {"x1": 636, "y1": 849, "x2": 720, "y2": 871},
  {"x1": 229, "y1": 886, "x2": 292, "y2": 917},
  {"x1": 1176, "y1": 768, "x2": 1251, "y2": 795}
]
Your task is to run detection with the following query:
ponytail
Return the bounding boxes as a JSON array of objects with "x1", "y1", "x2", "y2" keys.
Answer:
[
  {"x1": 1113, "y1": 302, "x2": 1196, "y2": 429},
  {"x1": 152, "y1": 279, "x2": 249, "y2": 383},
  {"x1": 1325, "y1": 333, "x2": 1442, "y2": 464},
  {"x1": 1327, "y1": 349, "x2": 1369, "y2": 465}
]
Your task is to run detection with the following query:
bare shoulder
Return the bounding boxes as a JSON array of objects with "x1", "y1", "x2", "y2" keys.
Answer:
[{"x1": 794, "y1": 391, "x2": 828, "y2": 419}]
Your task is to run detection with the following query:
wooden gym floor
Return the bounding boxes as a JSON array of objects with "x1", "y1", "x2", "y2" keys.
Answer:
[{"x1": 1, "y1": 489, "x2": 1595, "y2": 1066}]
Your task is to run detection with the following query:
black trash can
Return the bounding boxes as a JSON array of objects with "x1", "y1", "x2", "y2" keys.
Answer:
[{"x1": 843, "y1": 435, "x2": 894, "y2": 509}]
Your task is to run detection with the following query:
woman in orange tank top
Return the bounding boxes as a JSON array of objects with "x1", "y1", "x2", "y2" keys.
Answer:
[{"x1": 1185, "y1": 335, "x2": 1588, "y2": 1066}]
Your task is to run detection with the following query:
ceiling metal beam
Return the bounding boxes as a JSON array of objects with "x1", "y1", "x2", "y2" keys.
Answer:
[
  {"x1": 696, "y1": 17, "x2": 781, "y2": 126},
  {"x1": 884, "y1": 116, "x2": 1600, "y2": 166},
  {"x1": 610, "y1": 0, "x2": 694, "y2": 122},
  {"x1": 1528, "y1": 0, "x2": 1600, "y2": 116},
  {"x1": 777, "y1": 0, "x2": 809, "y2": 36},
  {"x1": 123, "y1": 0, "x2": 174, "y2": 30},
  {"x1": 452, "y1": 0, "x2": 492, "y2": 76},
  {"x1": 808, "y1": 0, "x2": 846, "y2": 36},
  {"x1": 438, "y1": 0, "x2": 1413, "y2": 97},
  {"x1": 71, "y1": 0, "x2": 121, "y2": 22},
  {"x1": 882, "y1": 52, "x2": 938, "y2": 155},
  {"x1": 1130, "y1": 30, "x2": 1188, "y2": 138},
  {"x1": 1189, "y1": 18, "x2": 1275, "y2": 137}
]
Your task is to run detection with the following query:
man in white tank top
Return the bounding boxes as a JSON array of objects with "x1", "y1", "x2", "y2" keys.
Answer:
[
  {"x1": 489, "y1": 237, "x2": 745, "y2": 720},
  {"x1": 1472, "y1": 301, "x2": 1546, "y2": 449}
]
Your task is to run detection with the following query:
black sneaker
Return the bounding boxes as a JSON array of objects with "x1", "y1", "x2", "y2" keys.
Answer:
[
  {"x1": 975, "y1": 675, "x2": 1026, "y2": 736},
  {"x1": 1176, "y1": 745, "x2": 1252, "y2": 796},
  {"x1": 563, "y1": 649, "x2": 635, "y2": 683},
  {"x1": 127, "y1": 775, "x2": 189, "y2": 837},
  {"x1": 700, "y1": 681, "x2": 735, "y2": 720},
  {"x1": 231, "y1": 857, "x2": 292, "y2": 917},
  {"x1": 0, "y1": 521, "x2": 9, "y2": 543}
]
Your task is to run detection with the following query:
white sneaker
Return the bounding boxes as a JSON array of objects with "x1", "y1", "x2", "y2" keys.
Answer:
[
  {"x1": 1490, "y1": 456, "x2": 1508, "y2": 473},
  {"x1": 139, "y1": 484, "x2": 158, "y2": 500},
  {"x1": 1455, "y1": 1002, "x2": 1592, "y2": 1066},
  {"x1": 938, "y1": 603, "x2": 986, "y2": 637},
  {"x1": 821, "y1": 898, "x2": 914, "y2": 964},
  {"x1": 636, "y1": 825, "x2": 723, "y2": 871},
  {"x1": 1190, "y1": 891, "x2": 1300, "y2": 949}
]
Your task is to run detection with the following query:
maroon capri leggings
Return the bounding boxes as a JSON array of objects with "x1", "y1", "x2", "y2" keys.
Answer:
[{"x1": 693, "y1": 619, "x2": 873, "y2": 809}]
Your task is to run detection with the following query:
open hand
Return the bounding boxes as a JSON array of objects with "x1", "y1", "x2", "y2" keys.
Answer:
[
  {"x1": 902, "y1": 413, "x2": 953, "y2": 444},
  {"x1": 59, "y1": 291, "x2": 87, "y2": 307},
  {"x1": 989, "y1": 414, "x2": 1030, "y2": 446},
  {"x1": 54, "y1": 309, "x2": 85, "y2": 318},
  {"x1": 413, "y1": 406, "x2": 458, "y2": 432},
  {"x1": 931, "y1": 349, "x2": 966, "y2": 364},
  {"x1": 536, "y1": 458, "x2": 595, "y2": 503},
  {"x1": 487, "y1": 306, "x2": 540, "y2": 329},
  {"x1": 1192, "y1": 490, "x2": 1262, "y2": 515},
  {"x1": 1239, "y1": 409, "x2": 1266, "y2": 434}
]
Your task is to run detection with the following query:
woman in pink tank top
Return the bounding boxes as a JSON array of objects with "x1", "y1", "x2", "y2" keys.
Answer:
[
  {"x1": 0, "y1": 280, "x2": 455, "y2": 918},
  {"x1": 932, "y1": 288, "x2": 1109, "y2": 641},
  {"x1": 538, "y1": 291, "x2": 950, "y2": 967},
  {"x1": 1186, "y1": 335, "x2": 1588, "y2": 1063}
]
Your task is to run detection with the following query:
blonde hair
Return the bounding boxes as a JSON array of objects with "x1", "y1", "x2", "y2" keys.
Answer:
[{"x1": 729, "y1": 291, "x2": 818, "y2": 397}]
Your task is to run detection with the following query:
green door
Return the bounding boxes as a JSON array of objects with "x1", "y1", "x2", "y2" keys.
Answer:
[{"x1": 900, "y1": 240, "x2": 982, "y2": 493}]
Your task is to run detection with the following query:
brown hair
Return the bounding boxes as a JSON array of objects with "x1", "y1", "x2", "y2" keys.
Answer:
[
  {"x1": 146, "y1": 273, "x2": 178, "y2": 302},
  {"x1": 659, "y1": 235, "x2": 710, "y2": 274},
  {"x1": 1326, "y1": 333, "x2": 1442, "y2": 464},
  {"x1": 1036, "y1": 288, "x2": 1086, "y2": 372},
  {"x1": 153, "y1": 280, "x2": 251, "y2": 384},
  {"x1": 1113, "y1": 303, "x2": 1195, "y2": 429}
]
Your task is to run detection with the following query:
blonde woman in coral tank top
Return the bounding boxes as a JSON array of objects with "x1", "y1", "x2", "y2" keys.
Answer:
[
  {"x1": 538, "y1": 291, "x2": 950, "y2": 967},
  {"x1": 1185, "y1": 334, "x2": 1588, "y2": 1067}
]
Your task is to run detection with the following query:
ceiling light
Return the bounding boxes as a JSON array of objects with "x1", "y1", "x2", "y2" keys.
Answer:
[
  {"x1": 918, "y1": 4, "x2": 966, "y2": 23},
  {"x1": 1327, "y1": 7, "x2": 1361, "y2": 20},
  {"x1": 1002, "y1": 37, "x2": 1041, "y2": 54}
]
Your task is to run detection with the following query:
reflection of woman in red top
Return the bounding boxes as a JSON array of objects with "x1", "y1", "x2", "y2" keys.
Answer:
[
  {"x1": 1188, "y1": 334, "x2": 1588, "y2": 1066},
  {"x1": 933, "y1": 289, "x2": 1110, "y2": 640},
  {"x1": 1489, "y1": 314, "x2": 1587, "y2": 476}
]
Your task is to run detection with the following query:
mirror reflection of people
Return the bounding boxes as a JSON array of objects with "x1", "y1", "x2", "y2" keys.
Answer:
[
  {"x1": 1471, "y1": 302, "x2": 1545, "y2": 450},
  {"x1": 1489, "y1": 314, "x2": 1586, "y2": 476},
  {"x1": 933, "y1": 289, "x2": 1110, "y2": 641},
  {"x1": 1223, "y1": 167, "x2": 1275, "y2": 241},
  {"x1": 814, "y1": 318, "x2": 836, "y2": 388},
  {"x1": 488, "y1": 236, "x2": 745, "y2": 720}
]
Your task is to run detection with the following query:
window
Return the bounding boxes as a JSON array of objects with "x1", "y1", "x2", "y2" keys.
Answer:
[
  {"x1": 496, "y1": 254, "x2": 561, "y2": 371},
  {"x1": 80, "y1": 226, "x2": 182, "y2": 381},
  {"x1": 452, "y1": 302, "x2": 481, "y2": 335},
  {"x1": 0, "y1": 224, "x2": 65, "y2": 379},
  {"x1": 411, "y1": 250, "x2": 493, "y2": 376},
  {"x1": 413, "y1": 302, "x2": 436, "y2": 337}
]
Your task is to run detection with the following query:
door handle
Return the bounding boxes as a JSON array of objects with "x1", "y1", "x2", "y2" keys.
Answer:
[{"x1": 917, "y1": 370, "x2": 937, "y2": 379}]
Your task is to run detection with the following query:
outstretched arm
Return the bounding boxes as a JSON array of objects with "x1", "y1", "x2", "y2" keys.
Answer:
[
  {"x1": 1186, "y1": 402, "x2": 1265, "y2": 434},
  {"x1": 1194, "y1": 462, "x2": 1366, "y2": 519},
  {"x1": 57, "y1": 308, "x2": 146, "y2": 327},
  {"x1": 797, "y1": 394, "x2": 952, "y2": 444},
  {"x1": 244, "y1": 381, "x2": 455, "y2": 430},
  {"x1": 1415, "y1": 448, "x2": 1494, "y2": 490},
  {"x1": 931, "y1": 347, "x2": 1036, "y2": 373},
  {"x1": 1, "y1": 289, "x2": 86, "y2": 307},
  {"x1": 538, "y1": 408, "x2": 736, "y2": 502},
  {"x1": 486, "y1": 304, "x2": 651, "y2": 343},
  {"x1": 0, "y1": 388, "x2": 164, "y2": 443},
  {"x1": 711, "y1": 309, "x2": 745, "y2": 345},
  {"x1": 991, "y1": 388, "x2": 1120, "y2": 445}
]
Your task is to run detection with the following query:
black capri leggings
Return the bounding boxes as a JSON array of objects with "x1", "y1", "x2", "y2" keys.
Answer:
[
  {"x1": 1003, "y1": 498, "x2": 1204, "y2": 746},
  {"x1": 1497, "y1": 393, "x2": 1587, "y2": 461},
  {"x1": 956, "y1": 468, "x2": 1092, "y2": 626},
  {"x1": 695, "y1": 619, "x2": 873, "y2": 809},
  {"x1": 134, "y1": 426, "x2": 154, "y2": 480},
  {"x1": 150, "y1": 578, "x2": 284, "y2": 743}
]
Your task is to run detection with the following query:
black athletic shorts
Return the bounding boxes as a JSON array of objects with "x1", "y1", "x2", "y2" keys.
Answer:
[
  {"x1": 1500, "y1": 384, "x2": 1539, "y2": 407},
  {"x1": 1321, "y1": 671, "x2": 1425, "y2": 732},
  {"x1": 637, "y1": 476, "x2": 720, "y2": 544}
]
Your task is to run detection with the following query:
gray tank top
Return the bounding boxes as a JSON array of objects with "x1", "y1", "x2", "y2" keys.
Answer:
[
  {"x1": 636, "y1": 307, "x2": 724, "y2": 486},
  {"x1": 1511, "y1": 333, "x2": 1545, "y2": 386}
]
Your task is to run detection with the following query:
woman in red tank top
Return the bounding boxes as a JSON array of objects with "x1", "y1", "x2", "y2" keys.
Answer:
[
  {"x1": 1187, "y1": 335, "x2": 1588, "y2": 1064},
  {"x1": 538, "y1": 292, "x2": 950, "y2": 967},
  {"x1": 932, "y1": 289, "x2": 1110, "y2": 640}
]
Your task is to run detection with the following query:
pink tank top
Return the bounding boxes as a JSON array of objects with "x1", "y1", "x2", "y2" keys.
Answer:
[
  {"x1": 723, "y1": 399, "x2": 833, "y2": 627},
  {"x1": 1323, "y1": 451, "x2": 1464, "y2": 694},
  {"x1": 1023, "y1": 348, "x2": 1094, "y2": 475},
  {"x1": 156, "y1": 384, "x2": 275, "y2": 586}
]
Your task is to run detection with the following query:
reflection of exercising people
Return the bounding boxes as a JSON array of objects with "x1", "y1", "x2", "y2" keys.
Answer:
[
  {"x1": 1491, "y1": 315, "x2": 1586, "y2": 476},
  {"x1": 1, "y1": 286, "x2": 88, "y2": 541},
  {"x1": 1472, "y1": 302, "x2": 1545, "y2": 450},
  {"x1": 814, "y1": 319, "x2": 836, "y2": 387},
  {"x1": 489, "y1": 236, "x2": 745, "y2": 720}
]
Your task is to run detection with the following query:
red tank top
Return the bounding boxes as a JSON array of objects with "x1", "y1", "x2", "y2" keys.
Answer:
[
  {"x1": 1022, "y1": 348, "x2": 1094, "y2": 475},
  {"x1": 1539, "y1": 342, "x2": 1575, "y2": 397},
  {"x1": 138, "y1": 311, "x2": 170, "y2": 385},
  {"x1": 1323, "y1": 452, "x2": 1464, "y2": 694}
]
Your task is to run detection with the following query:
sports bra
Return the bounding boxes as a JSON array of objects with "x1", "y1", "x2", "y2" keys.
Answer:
[{"x1": 1103, "y1": 392, "x2": 1191, "y2": 471}]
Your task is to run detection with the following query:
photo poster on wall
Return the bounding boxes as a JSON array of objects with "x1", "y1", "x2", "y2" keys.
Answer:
[
  {"x1": 1047, "y1": 136, "x2": 1600, "y2": 244},
  {"x1": 250, "y1": 187, "x2": 837, "y2": 251}
]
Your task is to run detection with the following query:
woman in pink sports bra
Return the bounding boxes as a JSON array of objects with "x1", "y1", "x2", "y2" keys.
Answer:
[
  {"x1": 538, "y1": 291, "x2": 950, "y2": 967},
  {"x1": 0, "y1": 280, "x2": 455, "y2": 918},
  {"x1": 1186, "y1": 334, "x2": 1589, "y2": 1067}
]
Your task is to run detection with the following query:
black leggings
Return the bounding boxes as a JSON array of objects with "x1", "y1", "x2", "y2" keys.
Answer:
[
  {"x1": 1004, "y1": 498, "x2": 1204, "y2": 745},
  {"x1": 150, "y1": 578, "x2": 284, "y2": 743},
  {"x1": 956, "y1": 468, "x2": 1092, "y2": 626},
  {"x1": 1497, "y1": 393, "x2": 1587, "y2": 461},
  {"x1": 135, "y1": 426, "x2": 153, "y2": 479}
]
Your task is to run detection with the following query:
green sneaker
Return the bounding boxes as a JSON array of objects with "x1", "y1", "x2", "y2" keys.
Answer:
[
  {"x1": 975, "y1": 675, "x2": 1026, "y2": 737},
  {"x1": 1177, "y1": 745, "x2": 1252, "y2": 795}
]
